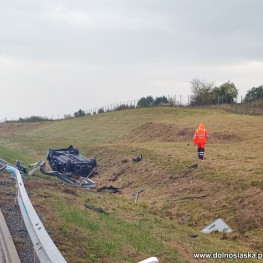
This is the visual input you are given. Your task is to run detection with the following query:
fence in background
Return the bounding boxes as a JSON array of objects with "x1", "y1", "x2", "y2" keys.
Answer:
[
  {"x1": 2, "y1": 95, "x2": 263, "y2": 123},
  {"x1": 82, "y1": 95, "x2": 263, "y2": 117}
]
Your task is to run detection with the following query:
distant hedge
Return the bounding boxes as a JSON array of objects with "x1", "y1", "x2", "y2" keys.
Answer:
[{"x1": 18, "y1": 116, "x2": 51, "y2": 122}]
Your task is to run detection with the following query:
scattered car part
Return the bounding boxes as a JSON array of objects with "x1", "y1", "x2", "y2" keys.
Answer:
[
  {"x1": 172, "y1": 195, "x2": 206, "y2": 201},
  {"x1": 34, "y1": 160, "x2": 97, "y2": 189},
  {"x1": 138, "y1": 257, "x2": 158, "y2": 263},
  {"x1": 201, "y1": 218, "x2": 233, "y2": 233},
  {"x1": 188, "y1": 234, "x2": 199, "y2": 238},
  {"x1": 188, "y1": 163, "x2": 198, "y2": 169},
  {"x1": 84, "y1": 204, "x2": 109, "y2": 215},
  {"x1": 132, "y1": 154, "x2": 142, "y2": 162},
  {"x1": 16, "y1": 160, "x2": 27, "y2": 175},
  {"x1": 134, "y1": 189, "x2": 146, "y2": 203},
  {"x1": 28, "y1": 161, "x2": 46, "y2": 176},
  {"x1": 97, "y1": 185, "x2": 121, "y2": 193}
]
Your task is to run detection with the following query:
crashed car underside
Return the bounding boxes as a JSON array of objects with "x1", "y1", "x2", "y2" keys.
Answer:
[{"x1": 46, "y1": 145, "x2": 97, "y2": 188}]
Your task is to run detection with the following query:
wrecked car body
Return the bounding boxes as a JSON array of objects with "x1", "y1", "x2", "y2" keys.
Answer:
[
  {"x1": 45, "y1": 145, "x2": 97, "y2": 188},
  {"x1": 47, "y1": 145, "x2": 97, "y2": 177}
]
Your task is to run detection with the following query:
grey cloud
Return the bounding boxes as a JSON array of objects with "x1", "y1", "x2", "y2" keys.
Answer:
[
  {"x1": 0, "y1": 0, "x2": 263, "y2": 118},
  {"x1": 2, "y1": 0, "x2": 263, "y2": 65}
]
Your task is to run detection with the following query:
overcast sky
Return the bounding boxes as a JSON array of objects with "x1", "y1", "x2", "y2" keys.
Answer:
[{"x1": 1, "y1": 0, "x2": 263, "y2": 119}]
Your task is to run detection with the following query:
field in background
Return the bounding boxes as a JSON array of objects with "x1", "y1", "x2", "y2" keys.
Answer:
[{"x1": 0, "y1": 107, "x2": 263, "y2": 262}]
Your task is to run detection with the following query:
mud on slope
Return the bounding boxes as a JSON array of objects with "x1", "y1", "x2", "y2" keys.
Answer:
[{"x1": 116, "y1": 122, "x2": 240, "y2": 143}]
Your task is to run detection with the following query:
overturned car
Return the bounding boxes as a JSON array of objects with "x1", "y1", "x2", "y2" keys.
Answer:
[
  {"x1": 47, "y1": 145, "x2": 97, "y2": 177},
  {"x1": 46, "y1": 145, "x2": 97, "y2": 188}
]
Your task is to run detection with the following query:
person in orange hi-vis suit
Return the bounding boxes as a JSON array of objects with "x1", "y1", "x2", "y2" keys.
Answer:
[{"x1": 193, "y1": 123, "x2": 208, "y2": 160}]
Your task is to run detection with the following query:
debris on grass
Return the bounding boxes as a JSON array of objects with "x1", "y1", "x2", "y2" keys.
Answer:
[
  {"x1": 132, "y1": 155, "x2": 143, "y2": 163},
  {"x1": 172, "y1": 195, "x2": 206, "y2": 202},
  {"x1": 84, "y1": 204, "x2": 109, "y2": 215},
  {"x1": 28, "y1": 161, "x2": 46, "y2": 176},
  {"x1": 201, "y1": 218, "x2": 233, "y2": 233},
  {"x1": 188, "y1": 234, "x2": 199, "y2": 238},
  {"x1": 134, "y1": 189, "x2": 146, "y2": 203},
  {"x1": 97, "y1": 185, "x2": 121, "y2": 193},
  {"x1": 16, "y1": 160, "x2": 27, "y2": 175},
  {"x1": 188, "y1": 163, "x2": 198, "y2": 169},
  {"x1": 138, "y1": 257, "x2": 159, "y2": 263}
]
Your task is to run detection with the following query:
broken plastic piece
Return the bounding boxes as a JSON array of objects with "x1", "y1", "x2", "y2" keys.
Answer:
[
  {"x1": 201, "y1": 218, "x2": 232, "y2": 233},
  {"x1": 138, "y1": 257, "x2": 158, "y2": 263},
  {"x1": 84, "y1": 204, "x2": 109, "y2": 215},
  {"x1": 132, "y1": 155, "x2": 142, "y2": 162},
  {"x1": 16, "y1": 160, "x2": 27, "y2": 175},
  {"x1": 97, "y1": 186, "x2": 120, "y2": 193}
]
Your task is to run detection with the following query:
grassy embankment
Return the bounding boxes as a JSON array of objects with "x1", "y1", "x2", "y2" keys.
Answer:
[{"x1": 1, "y1": 107, "x2": 263, "y2": 262}]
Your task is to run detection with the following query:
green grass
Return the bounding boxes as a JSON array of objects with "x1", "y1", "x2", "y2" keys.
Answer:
[
  {"x1": 1, "y1": 107, "x2": 263, "y2": 262},
  {"x1": 45, "y1": 194, "x2": 180, "y2": 262},
  {"x1": 61, "y1": 206, "x2": 100, "y2": 231},
  {"x1": 0, "y1": 143, "x2": 28, "y2": 164}
]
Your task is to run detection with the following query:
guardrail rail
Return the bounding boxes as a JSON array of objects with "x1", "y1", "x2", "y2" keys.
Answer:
[
  {"x1": 0, "y1": 156, "x2": 67, "y2": 263},
  {"x1": 0, "y1": 158, "x2": 158, "y2": 263},
  {"x1": 6, "y1": 165, "x2": 67, "y2": 263},
  {"x1": 0, "y1": 209, "x2": 21, "y2": 263}
]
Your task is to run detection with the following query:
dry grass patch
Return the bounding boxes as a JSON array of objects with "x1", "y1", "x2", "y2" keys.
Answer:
[{"x1": 1, "y1": 108, "x2": 263, "y2": 262}]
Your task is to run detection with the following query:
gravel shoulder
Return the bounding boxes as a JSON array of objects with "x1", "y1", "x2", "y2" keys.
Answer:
[{"x1": 0, "y1": 173, "x2": 34, "y2": 263}]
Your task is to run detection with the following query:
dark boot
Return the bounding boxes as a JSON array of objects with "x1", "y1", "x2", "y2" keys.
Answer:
[
  {"x1": 199, "y1": 148, "x2": 205, "y2": 160},
  {"x1": 197, "y1": 148, "x2": 202, "y2": 159}
]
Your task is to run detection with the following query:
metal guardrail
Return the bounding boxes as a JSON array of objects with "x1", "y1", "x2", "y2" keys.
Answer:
[
  {"x1": 0, "y1": 158, "x2": 158, "y2": 263},
  {"x1": 6, "y1": 166, "x2": 67, "y2": 263},
  {"x1": 0, "y1": 157, "x2": 67, "y2": 263},
  {"x1": 0, "y1": 209, "x2": 21, "y2": 263}
]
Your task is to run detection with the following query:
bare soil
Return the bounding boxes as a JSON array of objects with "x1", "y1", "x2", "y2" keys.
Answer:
[{"x1": 117, "y1": 122, "x2": 240, "y2": 143}]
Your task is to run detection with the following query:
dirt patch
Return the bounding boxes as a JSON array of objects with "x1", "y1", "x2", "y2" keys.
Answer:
[
  {"x1": 117, "y1": 122, "x2": 240, "y2": 143},
  {"x1": 117, "y1": 122, "x2": 194, "y2": 143},
  {"x1": 209, "y1": 132, "x2": 240, "y2": 142}
]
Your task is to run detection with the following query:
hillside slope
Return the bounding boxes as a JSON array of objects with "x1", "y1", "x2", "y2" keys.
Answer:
[{"x1": 0, "y1": 107, "x2": 263, "y2": 262}]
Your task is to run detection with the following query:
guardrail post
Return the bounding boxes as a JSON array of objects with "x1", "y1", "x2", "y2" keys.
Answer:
[
  {"x1": 15, "y1": 189, "x2": 19, "y2": 207},
  {"x1": 21, "y1": 218, "x2": 26, "y2": 231},
  {"x1": 34, "y1": 250, "x2": 41, "y2": 263}
]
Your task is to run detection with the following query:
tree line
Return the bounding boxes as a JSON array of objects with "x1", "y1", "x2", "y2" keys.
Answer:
[
  {"x1": 70, "y1": 96, "x2": 171, "y2": 118},
  {"x1": 13, "y1": 80, "x2": 263, "y2": 122},
  {"x1": 190, "y1": 79, "x2": 263, "y2": 105}
]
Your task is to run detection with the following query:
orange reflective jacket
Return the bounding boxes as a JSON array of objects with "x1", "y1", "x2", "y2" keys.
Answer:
[{"x1": 193, "y1": 123, "x2": 208, "y2": 146}]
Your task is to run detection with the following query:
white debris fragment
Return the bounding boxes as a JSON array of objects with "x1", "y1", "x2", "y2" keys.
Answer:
[{"x1": 201, "y1": 218, "x2": 232, "y2": 233}]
